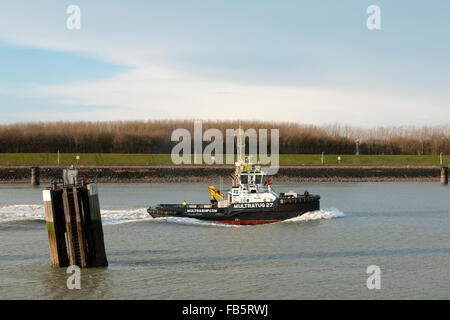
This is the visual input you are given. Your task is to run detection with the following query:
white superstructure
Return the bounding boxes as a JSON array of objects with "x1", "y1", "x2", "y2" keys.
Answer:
[{"x1": 228, "y1": 158, "x2": 278, "y2": 204}]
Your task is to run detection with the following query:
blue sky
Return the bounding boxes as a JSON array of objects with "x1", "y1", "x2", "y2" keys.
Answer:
[
  {"x1": 0, "y1": 44, "x2": 127, "y2": 84},
  {"x1": 0, "y1": 0, "x2": 449, "y2": 126}
]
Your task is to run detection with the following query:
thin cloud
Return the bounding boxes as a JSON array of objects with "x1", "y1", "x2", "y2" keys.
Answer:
[{"x1": 0, "y1": 1, "x2": 449, "y2": 125}]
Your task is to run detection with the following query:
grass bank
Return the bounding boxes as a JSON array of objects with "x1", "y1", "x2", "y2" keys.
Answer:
[{"x1": 0, "y1": 153, "x2": 449, "y2": 166}]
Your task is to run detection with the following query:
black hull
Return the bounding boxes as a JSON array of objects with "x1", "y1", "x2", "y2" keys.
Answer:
[{"x1": 148, "y1": 195, "x2": 320, "y2": 225}]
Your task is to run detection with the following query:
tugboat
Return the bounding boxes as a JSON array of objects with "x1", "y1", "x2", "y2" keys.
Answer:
[{"x1": 147, "y1": 135, "x2": 320, "y2": 225}]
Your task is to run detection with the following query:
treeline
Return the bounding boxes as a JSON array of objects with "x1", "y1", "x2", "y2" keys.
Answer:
[{"x1": 0, "y1": 120, "x2": 448, "y2": 155}]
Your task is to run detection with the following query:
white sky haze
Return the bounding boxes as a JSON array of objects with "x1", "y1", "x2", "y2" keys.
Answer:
[{"x1": 0, "y1": 1, "x2": 449, "y2": 126}]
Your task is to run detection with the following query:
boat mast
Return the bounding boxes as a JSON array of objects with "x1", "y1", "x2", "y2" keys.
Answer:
[{"x1": 237, "y1": 121, "x2": 244, "y2": 165}]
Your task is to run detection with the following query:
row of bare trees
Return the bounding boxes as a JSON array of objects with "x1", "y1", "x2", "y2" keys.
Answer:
[{"x1": 0, "y1": 120, "x2": 448, "y2": 155}]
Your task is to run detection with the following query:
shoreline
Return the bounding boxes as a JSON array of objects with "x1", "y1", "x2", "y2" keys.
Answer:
[
  {"x1": 0, "y1": 165, "x2": 444, "y2": 184},
  {"x1": 0, "y1": 178, "x2": 439, "y2": 184}
]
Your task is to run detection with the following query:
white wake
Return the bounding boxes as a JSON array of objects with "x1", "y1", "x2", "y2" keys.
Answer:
[
  {"x1": 282, "y1": 207, "x2": 345, "y2": 223},
  {"x1": 0, "y1": 204, "x2": 45, "y2": 223},
  {"x1": 0, "y1": 204, "x2": 151, "y2": 225},
  {"x1": 0, "y1": 205, "x2": 345, "y2": 226},
  {"x1": 151, "y1": 216, "x2": 238, "y2": 227}
]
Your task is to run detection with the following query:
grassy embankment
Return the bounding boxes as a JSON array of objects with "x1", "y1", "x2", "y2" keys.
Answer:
[{"x1": 0, "y1": 153, "x2": 448, "y2": 166}]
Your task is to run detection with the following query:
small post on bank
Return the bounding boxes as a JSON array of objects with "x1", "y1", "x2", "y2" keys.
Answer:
[
  {"x1": 31, "y1": 167, "x2": 40, "y2": 186},
  {"x1": 441, "y1": 166, "x2": 448, "y2": 185}
]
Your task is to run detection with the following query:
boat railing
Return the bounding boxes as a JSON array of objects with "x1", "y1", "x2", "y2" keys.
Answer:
[
  {"x1": 158, "y1": 203, "x2": 217, "y2": 209},
  {"x1": 218, "y1": 199, "x2": 231, "y2": 208},
  {"x1": 187, "y1": 204, "x2": 214, "y2": 208},
  {"x1": 256, "y1": 185, "x2": 270, "y2": 193},
  {"x1": 158, "y1": 204, "x2": 185, "y2": 208}
]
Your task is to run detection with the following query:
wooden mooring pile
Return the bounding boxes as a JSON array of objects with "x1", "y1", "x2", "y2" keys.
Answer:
[{"x1": 42, "y1": 180, "x2": 108, "y2": 268}]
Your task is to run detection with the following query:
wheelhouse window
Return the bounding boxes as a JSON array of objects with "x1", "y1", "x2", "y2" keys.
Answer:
[
  {"x1": 255, "y1": 175, "x2": 262, "y2": 184},
  {"x1": 240, "y1": 175, "x2": 248, "y2": 184}
]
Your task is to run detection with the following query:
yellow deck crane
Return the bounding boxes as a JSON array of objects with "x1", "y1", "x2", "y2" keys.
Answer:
[{"x1": 208, "y1": 185, "x2": 224, "y2": 208}]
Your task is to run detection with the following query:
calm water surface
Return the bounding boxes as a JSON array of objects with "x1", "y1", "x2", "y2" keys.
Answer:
[{"x1": 0, "y1": 182, "x2": 448, "y2": 299}]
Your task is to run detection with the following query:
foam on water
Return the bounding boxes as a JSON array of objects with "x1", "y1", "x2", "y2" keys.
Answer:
[
  {"x1": 152, "y1": 216, "x2": 239, "y2": 227},
  {"x1": 100, "y1": 208, "x2": 151, "y2": 225},
  {"x1": 0, "y1": 205, "x2": 235, "y2": 227},
  {"x1": 152, "y1": 208, "x2": 345, "y2": 227},
  {"x1": 282, "y1": 208, "x2": 345, "y2": 223},
  {"x1": 0, "y1": 204, "x2": 151, "y2": 225},
  {"x1": 0, "y1": 204, "x2": 344, "y2": 226},
  {"x1": 0, "y1": 204, "x2": 45, "y2": 223}
]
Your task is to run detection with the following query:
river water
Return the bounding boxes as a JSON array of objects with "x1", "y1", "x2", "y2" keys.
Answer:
[{"x1": 0, "y1": 182, "x2": 448, "y2": 299}]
